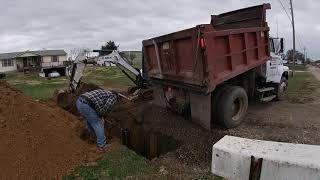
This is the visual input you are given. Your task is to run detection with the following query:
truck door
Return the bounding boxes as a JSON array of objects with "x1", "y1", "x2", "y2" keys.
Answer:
[
  {"x1": 266, "y1": 38, "x2": 284, "y2": 83},
  {"x1": 266, "y1": 55, "x2": 282, "y2": 82}
]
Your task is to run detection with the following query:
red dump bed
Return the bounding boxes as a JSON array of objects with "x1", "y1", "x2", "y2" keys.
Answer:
[{"x1": 143, "y1": 4, "x2": 271, "y2": 93}]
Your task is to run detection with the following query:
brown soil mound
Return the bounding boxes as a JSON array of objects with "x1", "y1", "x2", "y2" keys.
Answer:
[
  {"x1": 55, "y1": 82, "x2": 101, "y2": 115},
  {"x1": 0, "y1": 81, "x2": 98, "y2": 179}
]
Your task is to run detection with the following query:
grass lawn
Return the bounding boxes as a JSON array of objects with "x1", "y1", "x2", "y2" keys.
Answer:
[
  {"x1": 5, "y1": 65, "x2": 139, "y2": 100},
  {"x1": 5, "y1": 72, "x2": 68, "y2": 100},
  {"x1": 64, "y1": 146, "x2": 156, "y2": 180},
  {"x1": 287, "y1": 72, "x2": 320, "y2": 103},
  {"x1": 82, "y1": 66, "x2": 135, "y2": 87},
  {"x1": 287, "y1": 64, "x2": 306, "y2": 71}
]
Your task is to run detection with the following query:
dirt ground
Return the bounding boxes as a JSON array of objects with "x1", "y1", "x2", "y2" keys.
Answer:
[
  {"x1": 102, "y1": 66, "x2": 320, "y2": 177},
  {"x1": 160, "y1": 66, "x2": 320, "y2": 169},
  {"x1": 3, "y1": 65, "x2": 320, "y2": 179},
  {"x1": 309, "y1": 65, "x2": 320, "y2": 81},
  {"x1": 0, "y1": 81, "x2": 100, "y2": 179}
]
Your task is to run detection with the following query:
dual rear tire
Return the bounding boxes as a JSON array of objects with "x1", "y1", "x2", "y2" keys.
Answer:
[{"x1": 213, "y1": 86, "x2": 248, "y2": 129}]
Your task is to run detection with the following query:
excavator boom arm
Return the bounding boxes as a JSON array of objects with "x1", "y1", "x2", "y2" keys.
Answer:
[{"x1": 68, "y1": 50, "x2": 143, "y2": 92}]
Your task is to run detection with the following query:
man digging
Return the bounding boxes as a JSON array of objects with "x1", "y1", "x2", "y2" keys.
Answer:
[{"x1": 76, "y1": 89, "x2": 119, "y2": 151}]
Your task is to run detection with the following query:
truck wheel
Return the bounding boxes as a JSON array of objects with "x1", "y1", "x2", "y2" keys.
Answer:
[
  {"x1": 211, "y1": 85, "x2": 230, "y2": 124},
  {"x1": 276, "y1": 76, "x2": 288, "y2": 101},
  {"x1": 217, "y1": 86, "x2": 248, "y2": 128}
]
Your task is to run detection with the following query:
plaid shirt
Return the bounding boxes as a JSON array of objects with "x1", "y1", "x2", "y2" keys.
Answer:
[{"x1": 81, "y1": 89, "x2": 118, "y2": 117}]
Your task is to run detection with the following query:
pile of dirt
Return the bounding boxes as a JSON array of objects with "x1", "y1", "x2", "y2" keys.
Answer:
[
  {"x1": 0, "y1": 81, "x2": 98, "y2": 179},
  {"x1": 55, "y1": 82, "x2": 101, "y2": 115}
]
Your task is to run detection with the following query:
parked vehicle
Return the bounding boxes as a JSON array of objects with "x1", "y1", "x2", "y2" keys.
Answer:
[
  {"x1": 48, "y1": 71, "x2": 61, "y2": 78},
  {"x1": 96, "y1": 60, "x2": 114, "y2": 67},
  {"x1": 142, "y1": 4, "x2": 289, "y2": 129}
]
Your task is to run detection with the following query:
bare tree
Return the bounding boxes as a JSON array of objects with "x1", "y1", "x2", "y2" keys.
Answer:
[{"x1": 69, "y1": 48, "x2": 90, "y2": 61}]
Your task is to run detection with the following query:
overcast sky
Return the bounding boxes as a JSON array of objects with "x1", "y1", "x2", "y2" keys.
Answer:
[{"x1": 0, "y1": 0, "x2": 319, "y2": 59}]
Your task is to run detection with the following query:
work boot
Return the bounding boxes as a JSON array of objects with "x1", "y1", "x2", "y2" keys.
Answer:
[{"x1": 99, "y1": 144, "x2": 109, "y2": 153}]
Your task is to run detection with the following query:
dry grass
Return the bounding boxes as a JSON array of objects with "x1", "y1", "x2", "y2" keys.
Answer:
[{"x1": 288, "y1": 72, "x2": 320, "y2": 103}]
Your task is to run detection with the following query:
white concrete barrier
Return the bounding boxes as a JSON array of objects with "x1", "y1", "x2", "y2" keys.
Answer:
[{"x1": 212, "y1": 136, "x2": 320, "y2": 180}]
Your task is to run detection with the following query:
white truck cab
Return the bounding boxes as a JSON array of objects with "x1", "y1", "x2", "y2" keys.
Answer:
[
  {"x1": 267, "y1": 38, "x2": 289, "y2": 83},
  {"x1": 267, "y1": 53, "x2": 289, "y2": 83},
  {"x1": 265, "y1": 38, "x2": 289, "y2": 100}
]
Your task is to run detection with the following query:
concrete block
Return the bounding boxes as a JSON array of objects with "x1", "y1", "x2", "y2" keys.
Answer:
[{"x1": 212, "y1": 136, "x2": 320, "y2": 180}]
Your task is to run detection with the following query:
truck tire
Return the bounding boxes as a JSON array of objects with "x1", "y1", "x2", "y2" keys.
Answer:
[
  {"x1": 276, "y1": 76, "x2": 288, "y2": 101},
  {"x1": 217, "y1": 86, "x2": 248, "y2": 128},
  {"x1": 211, "y1": 85, "x2": 230, "y2": 124}
]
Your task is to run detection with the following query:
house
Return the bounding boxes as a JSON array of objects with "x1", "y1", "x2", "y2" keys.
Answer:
[
  {"x1": 284, "y1": 59, "x2": 304, "y2": 65},
  {"x1": 0, "y1": 50, "x2": 68, "y2": 76}
]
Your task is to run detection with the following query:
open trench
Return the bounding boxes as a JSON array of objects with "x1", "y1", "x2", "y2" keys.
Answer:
[
  {"x1": 56, "y1": 83, "x2": 180, "y2": 159},
  {"x1": 106, "y1": 112, "x2": 180, "y2": 159},
  {"x1": 87, "y1": 103, "x2": 180, "y2": 159}
]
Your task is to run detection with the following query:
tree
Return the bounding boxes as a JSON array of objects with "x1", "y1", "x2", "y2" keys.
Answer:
[
  {"x1": 100, "y1": 40, "x2": 118, "y2": 56},
  {"x1": 286, "y1": 49, "x2": 305, "y2": 63},
  {"x1": 69, "y1": 48, "x2": 90, "y2": 61}
]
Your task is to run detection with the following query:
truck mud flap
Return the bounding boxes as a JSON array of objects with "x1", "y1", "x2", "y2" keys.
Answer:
[{"x1": 190, "y1": 92, "x2": 211, "y2": 129}]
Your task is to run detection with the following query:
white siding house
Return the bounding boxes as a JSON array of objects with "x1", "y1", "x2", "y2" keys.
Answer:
[
  {"x1": 0, "y1": 59, "x2": 17, "y2": 72},
  {"x1": 0, "y1": 50, "x2": 67, "y2": 75}
]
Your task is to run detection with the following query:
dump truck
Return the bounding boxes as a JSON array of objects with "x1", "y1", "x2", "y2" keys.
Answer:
[{"x1": 142, "y1": 4, "x2": 289, "y2": 129}]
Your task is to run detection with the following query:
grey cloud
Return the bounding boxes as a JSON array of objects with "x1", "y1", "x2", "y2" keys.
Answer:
[{"x1": 0, "y1": 0, "x2": 319, "y2": 59}]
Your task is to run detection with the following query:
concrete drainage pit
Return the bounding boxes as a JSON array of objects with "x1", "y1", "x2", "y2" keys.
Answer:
[
  {"x1": 104, "y1": 115, "x2": 180, "y2": 160},
  {"x1": 121, "y1": 128, "x2": 179, "y2": 159}
]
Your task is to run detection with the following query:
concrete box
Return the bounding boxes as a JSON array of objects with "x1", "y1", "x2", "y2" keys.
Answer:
[{"x1": 212, "y1": 136, "x2": 320, "y2": 180}]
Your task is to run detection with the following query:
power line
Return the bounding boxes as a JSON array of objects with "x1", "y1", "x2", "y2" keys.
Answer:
[
  {"x1": 276, "y1": 0, "x2": 292, "y2": 23},
  {"x1": 276, "y1": 0, "x2": 306, "y2": 51},
  {"x1": 276, "y1": 0, "x2": 309, "y2": 59}
]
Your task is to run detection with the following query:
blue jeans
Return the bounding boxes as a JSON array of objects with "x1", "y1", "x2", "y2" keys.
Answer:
[{"x1": 76, "y1": 97, "x2": 106, "y2": 148}]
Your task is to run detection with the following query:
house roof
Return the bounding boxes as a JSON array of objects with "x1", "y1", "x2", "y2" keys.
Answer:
[{"x1": 0, "y1": 50, "x2": 67, "y2": 59}]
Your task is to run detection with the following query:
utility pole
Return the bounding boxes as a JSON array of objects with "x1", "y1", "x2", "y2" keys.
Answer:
[
  {"x1": 306, "y1": 51, "x2": 308, "y2": 64},
  {"x1": 303, "y1": 46, "x2": 306, "y2": 64},
  {"x1": 277, "y1": 16, "x2": 279, "y2": 39},
  {"x1": 290, "y1": 0, "x2": 296, "y2": 77}
]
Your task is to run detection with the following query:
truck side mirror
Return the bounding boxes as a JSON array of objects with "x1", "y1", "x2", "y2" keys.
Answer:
[{"x1": 280, "y1": 38, "x2": 284, "y2": 53}]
